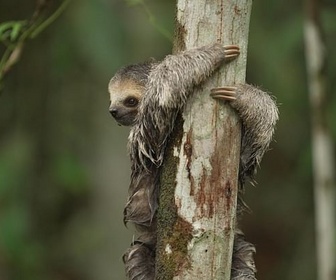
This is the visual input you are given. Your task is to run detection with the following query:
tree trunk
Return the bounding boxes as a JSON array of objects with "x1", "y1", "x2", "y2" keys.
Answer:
[
  {"x1": 304, "y1": 1, "x2": 336, "y2": 280},
  {"x1": 156, "y1": 1, "x2": 252, "y2": 279}
]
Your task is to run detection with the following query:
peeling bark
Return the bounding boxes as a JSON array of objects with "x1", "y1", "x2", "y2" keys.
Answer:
[{"x1": 156, "y1": 1, "x2": 252, "y2": 279}]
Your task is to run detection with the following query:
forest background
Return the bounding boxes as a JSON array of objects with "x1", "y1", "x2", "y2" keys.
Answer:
[{"x1": 0, "y1": 0, "x2": 335, "y2": 279}]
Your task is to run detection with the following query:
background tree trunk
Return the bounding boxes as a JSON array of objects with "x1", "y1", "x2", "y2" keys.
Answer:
[
  {"x1": 304, "y1": 1, "x2": 336, "y2": 280},
  {"x1": 156, "y1": 1, "x2": 252, "y2": 279}
]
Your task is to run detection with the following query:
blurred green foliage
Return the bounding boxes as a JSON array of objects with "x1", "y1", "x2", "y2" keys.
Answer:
[
  {"x1": 0, "y1": 0, "x2": 71, "y2": 87},
  {"x1": 0, "y1": 0, "x2": 335, "y2": 280},
  {"x1": 124, "y1": 0, "x2": 172, "y2": 41}
]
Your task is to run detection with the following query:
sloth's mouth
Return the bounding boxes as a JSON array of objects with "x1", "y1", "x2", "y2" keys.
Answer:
[{"x1": 113, "y1": 112, "x2": 136, "y2": 126}]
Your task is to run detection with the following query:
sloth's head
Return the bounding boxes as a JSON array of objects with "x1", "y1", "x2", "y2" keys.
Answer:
[{"x1": 108, "y1": 62, "x2": 152, "y2": 126}]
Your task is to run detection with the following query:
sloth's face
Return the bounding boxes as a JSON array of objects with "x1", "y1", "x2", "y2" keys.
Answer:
[{"x1": 108, "y1": 78, "x2": 143, "y2": 126}]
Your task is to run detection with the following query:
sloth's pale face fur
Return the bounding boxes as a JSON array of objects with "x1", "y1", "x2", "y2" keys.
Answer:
[{"x1": 108, "y1": 78, "x2": 144, "y2": 126}]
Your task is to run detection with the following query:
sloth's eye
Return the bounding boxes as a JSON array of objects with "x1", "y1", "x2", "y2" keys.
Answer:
[{"x1": 124, "y1": 97, "x2": 138, "y2": 107}]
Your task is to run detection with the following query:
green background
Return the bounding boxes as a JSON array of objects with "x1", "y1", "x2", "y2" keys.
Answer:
[{"x1": 0, "y1": 0, "x2": 335, "y2": 279}]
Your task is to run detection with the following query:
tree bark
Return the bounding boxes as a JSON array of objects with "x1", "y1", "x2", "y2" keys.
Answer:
[
  {"x1": 156, "y1": 1, "x2": 252, "y2": 279},
  {"x1": 304, "y1": 1, "x2": 336, "y2": 280}
]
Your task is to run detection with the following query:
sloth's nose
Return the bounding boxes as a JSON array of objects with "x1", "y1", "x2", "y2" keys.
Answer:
[{"x1": 109, "y1": 107, "x2": 118, "y2": 117}]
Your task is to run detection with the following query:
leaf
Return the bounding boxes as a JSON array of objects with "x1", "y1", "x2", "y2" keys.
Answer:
[
  {"x1": 0, "y1": 21, "x2": 26, "y2": 42},
  {"x1": 10, "y1": 21, "x2": 25, "y2": 41}
]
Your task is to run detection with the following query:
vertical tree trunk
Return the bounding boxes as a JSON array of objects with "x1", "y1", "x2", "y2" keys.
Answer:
[
  {"x1": 304, "y1": 1, "x2": 336, "y2": 280},
  {"x1": 156, "y1": 1, "x2": 252, "y2": 279}
]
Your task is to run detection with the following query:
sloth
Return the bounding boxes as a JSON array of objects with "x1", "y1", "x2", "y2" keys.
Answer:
[{"x1": 108, "y1": 43, "x2": 279, "y2": 280}]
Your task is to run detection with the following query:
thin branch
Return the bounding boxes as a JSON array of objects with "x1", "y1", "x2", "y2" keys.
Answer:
[
  {"x1": 0, "y1": 0, "x2": 71, "y2": 87},
  {"x1": 30, "y1": 0, "x2": 71, "y2": 39}
]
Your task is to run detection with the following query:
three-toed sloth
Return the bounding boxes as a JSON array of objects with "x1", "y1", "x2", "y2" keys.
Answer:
[{"x1": 108, "y1": 43, "x2": 278, "y2": 280}]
